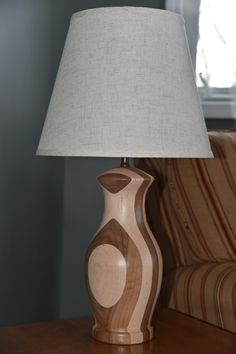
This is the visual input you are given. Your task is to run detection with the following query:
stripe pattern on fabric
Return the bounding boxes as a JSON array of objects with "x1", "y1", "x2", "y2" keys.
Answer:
[{"x1": 164, "y1": 262, "x2": 236, "y2": 333}]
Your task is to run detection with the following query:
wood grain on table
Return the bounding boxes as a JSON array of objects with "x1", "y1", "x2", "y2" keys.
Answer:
[{"x1": 0, "y1": 309, "x2": 235, "y2": 354}]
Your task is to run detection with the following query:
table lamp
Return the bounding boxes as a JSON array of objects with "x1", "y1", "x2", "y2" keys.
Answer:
[{"x1": 37, "y1": 7, "x2": 213, "y2": 345}]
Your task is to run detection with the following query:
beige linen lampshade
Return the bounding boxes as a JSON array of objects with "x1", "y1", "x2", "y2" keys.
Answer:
[{"x1": 37, "y1": 7, "x2": 213, "y2": 158}]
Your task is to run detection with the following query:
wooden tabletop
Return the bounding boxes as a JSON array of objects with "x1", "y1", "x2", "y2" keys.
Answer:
[{"x1": 0, "y1": 309, "x2": 235, "y2": 354}]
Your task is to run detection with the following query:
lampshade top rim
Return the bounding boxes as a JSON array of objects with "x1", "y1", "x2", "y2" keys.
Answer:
[{"x1": 71, "y1": 6, "x2": 184, "y2": 23}]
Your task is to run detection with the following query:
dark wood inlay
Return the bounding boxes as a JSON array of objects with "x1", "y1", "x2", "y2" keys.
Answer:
[
  {"x1": 97, "y1": 173, "x2": 131, "y2": 193},
  {"x1": 134, "y1": 169, "x2": 161, "y2": 332}
]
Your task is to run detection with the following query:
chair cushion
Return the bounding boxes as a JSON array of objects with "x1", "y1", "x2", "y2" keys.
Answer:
[
  {"x1": 136, "y1": 130, "x2": 236, "y2": 267},
  {"x1": 163, "y1": 262, "x2": 236, "y2": 333}
]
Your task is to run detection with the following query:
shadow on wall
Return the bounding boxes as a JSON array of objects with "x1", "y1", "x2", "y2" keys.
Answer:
[{"x1": 206, "y1": 119, "x2": 236, "y2": 129}]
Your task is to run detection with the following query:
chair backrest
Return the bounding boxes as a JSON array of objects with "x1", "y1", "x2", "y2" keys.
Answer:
[{"x1": 136, "y1": 130, "x2": 236, "y2": 272}]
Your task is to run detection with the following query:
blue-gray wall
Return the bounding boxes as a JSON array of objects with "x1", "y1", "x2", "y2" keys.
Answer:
[{"x1": 0, "y1": 0, "x2": 74, "y2": 325}]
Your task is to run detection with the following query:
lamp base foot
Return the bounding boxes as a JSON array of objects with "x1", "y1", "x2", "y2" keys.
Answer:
[{"x1": 93, "y1": 326, "x2": 153, "y2": 345}]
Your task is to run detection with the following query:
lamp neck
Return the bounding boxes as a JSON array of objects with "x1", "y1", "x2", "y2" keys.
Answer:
[{"x1": 120, "y1": 157, "x2": 130, "y2": 168}]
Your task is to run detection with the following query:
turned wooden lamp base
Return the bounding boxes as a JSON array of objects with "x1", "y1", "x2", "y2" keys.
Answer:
[{"x1": 86, "y1": 162, "x2": 163, "y2": 345}]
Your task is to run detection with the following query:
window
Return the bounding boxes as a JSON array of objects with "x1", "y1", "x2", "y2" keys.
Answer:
[{"x1": 166, "y1": 0, "x2": 236, "y2": 119}]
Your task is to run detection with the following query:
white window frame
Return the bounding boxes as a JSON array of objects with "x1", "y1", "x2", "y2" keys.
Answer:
[{"x1": 166, "y1": 0, "x2": 236, "y2": 119}]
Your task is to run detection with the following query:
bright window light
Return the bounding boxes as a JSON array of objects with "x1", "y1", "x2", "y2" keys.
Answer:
[{"x1": 196, "y1": 0, "x2": 236, "y2": 88}]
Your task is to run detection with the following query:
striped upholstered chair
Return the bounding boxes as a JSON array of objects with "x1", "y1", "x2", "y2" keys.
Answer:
[{"x1": 136, "y1": 130, "x2": 236, "y2": 333}]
